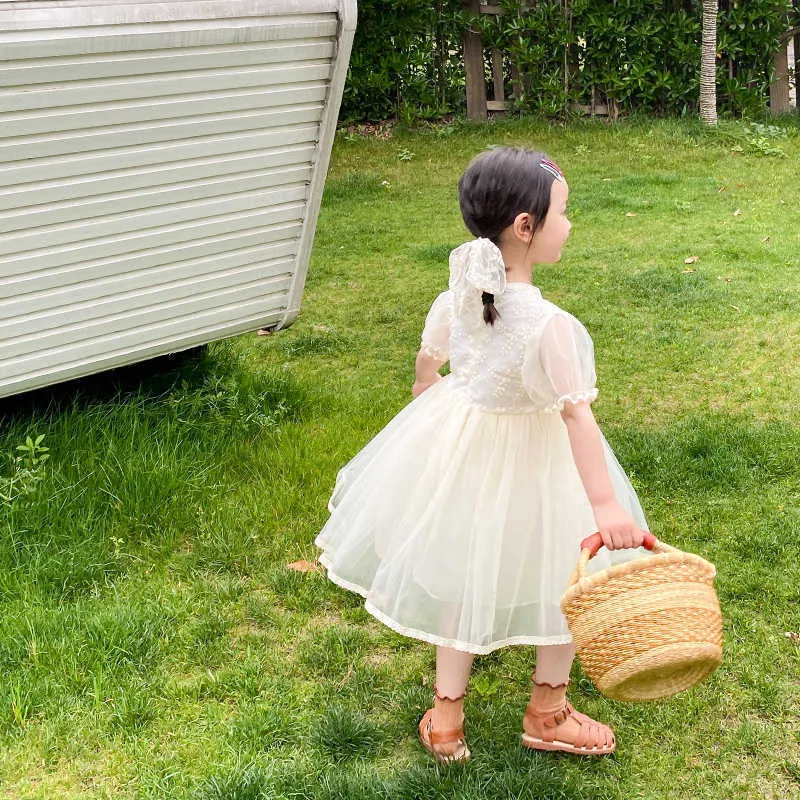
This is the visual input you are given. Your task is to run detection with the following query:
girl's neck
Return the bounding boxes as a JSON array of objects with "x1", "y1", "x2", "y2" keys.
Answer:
[{"x1": 499, "y1": 243, "x2": 533, "y2": 284}]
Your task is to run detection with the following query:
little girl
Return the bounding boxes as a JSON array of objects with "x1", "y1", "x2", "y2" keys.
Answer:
[{"x1": 315, "y1": 147, "x2": 648, "y2": 761}]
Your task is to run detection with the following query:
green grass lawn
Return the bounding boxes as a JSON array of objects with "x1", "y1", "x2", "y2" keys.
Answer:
[{"x1": 1, "y1": 117, "x2": 799, "y2": 799}]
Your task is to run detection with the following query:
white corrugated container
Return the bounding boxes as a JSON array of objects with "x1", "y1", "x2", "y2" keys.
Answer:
[{"x1": 0, "y1": 0, "x2": 356, "y2": 398}]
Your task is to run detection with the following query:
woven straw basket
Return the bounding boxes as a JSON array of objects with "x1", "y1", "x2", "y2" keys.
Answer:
[{"x1": 560, "y1": 533, "x2": 722, "y2": 702}]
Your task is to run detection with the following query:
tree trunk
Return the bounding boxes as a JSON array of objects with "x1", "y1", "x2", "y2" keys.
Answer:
[
  {"x1": 769, "y1": 40, "x2": 790, "y2": 114},
  {"x1": 463, "y1": 0, "x2": 487, "y2": 121},
  {"x1": 700, "y1": 0, "x2": 718, "y2": 125}
]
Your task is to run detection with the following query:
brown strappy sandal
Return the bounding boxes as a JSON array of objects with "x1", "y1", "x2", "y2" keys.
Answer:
[
  {"x1": 418, "y1": 686, "x2": 471, "y2": 763},
  {"x1": 521, "y1": 682, "x2": 616, "y2": 756}
]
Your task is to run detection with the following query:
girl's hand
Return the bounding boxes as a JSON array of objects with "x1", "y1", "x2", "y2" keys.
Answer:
[
  {"x1": 412, "y1": 373, "x2": 441, "y2": 398},
  {"x1": 593, "y1": 499, "x2": 646, "y2": 551}
]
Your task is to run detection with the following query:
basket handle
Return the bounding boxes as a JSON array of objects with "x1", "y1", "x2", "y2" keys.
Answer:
[
  {"x1": 579, "y1": 531, "x2": 658, "y2": 558},
  {"x1": 567, "y1": 532, "x2": 662, "y2": 588}
]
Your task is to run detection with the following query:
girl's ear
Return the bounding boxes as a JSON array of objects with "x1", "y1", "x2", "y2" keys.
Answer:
[{"x1": 512, "y1": 212, "x2": 536, "y2": 244}]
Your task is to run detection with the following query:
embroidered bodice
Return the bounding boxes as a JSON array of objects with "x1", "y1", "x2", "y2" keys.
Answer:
[{"x1": 421, "y1": 283, "x2": 597, "y2": 414}]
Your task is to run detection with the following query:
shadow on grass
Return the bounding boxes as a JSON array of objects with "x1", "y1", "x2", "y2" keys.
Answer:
[
  {"x1": 0, "y1": 346, "x2": 213, "y2": 423},
  {"x1": 608, "y1": 413, "x2": 799, "y2": 495},
  {"x1": 0, "y1": 341, "x2": 312, "y2": 601},
  {"x1": 608, "y1": 413, "x2": 800, "y2": 600}
]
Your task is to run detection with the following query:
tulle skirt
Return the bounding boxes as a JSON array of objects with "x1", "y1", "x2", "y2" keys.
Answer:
[{"x1": 315, "y1": 376, "x2": 647, "y2": 654}]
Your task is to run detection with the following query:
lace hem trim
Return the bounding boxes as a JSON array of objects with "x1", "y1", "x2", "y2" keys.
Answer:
[
  {"x1": 544, "y1": 389, "x2": 599, "y2": 414},
  {"x1": 316, "y1": 554, "x2": 574, "y2": 655}
]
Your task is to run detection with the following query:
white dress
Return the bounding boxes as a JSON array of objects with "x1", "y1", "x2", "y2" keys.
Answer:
[{"x1": 315, "y1": 282, "x2": 647, "y2": 655}]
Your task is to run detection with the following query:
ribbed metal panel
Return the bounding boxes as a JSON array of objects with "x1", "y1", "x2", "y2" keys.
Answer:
[{"x1": 0, "y1": 0, "x2": 356, "y2": 398}]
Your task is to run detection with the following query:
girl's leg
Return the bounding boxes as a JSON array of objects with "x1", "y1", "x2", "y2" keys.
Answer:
[
  {"x1": 533, "y1": 642, "x2": 575, "y2": 685},
  {"x1": 434, "y1": 645, "x2": 474, "y2": 726},
  {"x1": 522, "y1": 643, "x2": 615, "y2": 756},
  {"x1": 419, "y1": 646, "x2": 474, "y2": 762}
]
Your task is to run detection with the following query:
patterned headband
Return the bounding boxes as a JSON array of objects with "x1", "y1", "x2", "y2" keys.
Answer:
[{"x1": 539, "y1": 158, "x2": 564, "y2": 181}]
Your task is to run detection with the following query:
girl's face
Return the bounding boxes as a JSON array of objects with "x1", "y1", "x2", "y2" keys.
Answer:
[{"x1": 529, "y1": 179, "x2": 571, "y2": 265}]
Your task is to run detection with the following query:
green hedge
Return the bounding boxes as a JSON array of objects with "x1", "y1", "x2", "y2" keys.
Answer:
[
  {"x1": 341, "y1": 0, "x2": 799, "y2": 122},
  {"x1": 342, "y1": 0, "x2": 465, "y2": 123}
]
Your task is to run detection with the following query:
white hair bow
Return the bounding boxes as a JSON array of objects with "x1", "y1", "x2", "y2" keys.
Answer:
[{"x1": 448, "y1": 238, "x2": 507, "y2": 323}]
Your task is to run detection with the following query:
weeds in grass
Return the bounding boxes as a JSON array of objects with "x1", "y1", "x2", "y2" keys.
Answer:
[
  {"x1": 283, "y1": 329, "x2": 348, "y2": 359},
  {"x1": 107, "y1": 684, "x2": 157, "y2": 736},
  {"x1": 225, "y1": 704, "x2": 294, "y2": 753},
  {"x1": 314, "y1": 705, "x2": 384, "y2": 762},
  {"x1": 261, "y1": 564, "x2": 330, "y2": 614},
  {"x1": 785, "y1": 760, "x2": 800, "y2": 785},
  {"x1": 705, "y1": 120, "x2": 792, "y2": 157},
  {"x1": 0, "y1": 434, "x2": 49, "y2": 511},
  {"x1": 297, "y1": 623, "x2": 370, "y2": 676}
]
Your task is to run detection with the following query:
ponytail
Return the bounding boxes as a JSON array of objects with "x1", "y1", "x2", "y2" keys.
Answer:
[{"x1": 481, "y1": 292, "x2": 500, "y2": 326}]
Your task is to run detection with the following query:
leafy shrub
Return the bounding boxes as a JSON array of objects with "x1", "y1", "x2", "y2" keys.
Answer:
[
  {"x1": 341, "y1": 0, "x2": 465, "y2": 122},
  {"x1": 342, "y1": 0, "x2": 799, "y2": 121}
]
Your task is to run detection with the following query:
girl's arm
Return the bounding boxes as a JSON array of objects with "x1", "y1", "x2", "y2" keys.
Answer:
[
  {"x1": 412, "y1": 348, "x2": 446, "y2": 398},
  {"x1": 560, "y1": 401, "x2": 646, "y2": 551}
]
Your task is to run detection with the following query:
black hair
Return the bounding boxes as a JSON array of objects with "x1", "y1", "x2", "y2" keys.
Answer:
[
  {"x1": 481, "y1": 291, "x2": 499, "y2": 326},
  {"x1": 458, "y1": 147, "x2": 560, "y2": 325}
]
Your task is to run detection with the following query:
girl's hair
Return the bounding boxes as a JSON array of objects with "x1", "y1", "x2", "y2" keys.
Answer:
[{"x1": 458, "y1": 147, "x2": 560, "y2": 325}]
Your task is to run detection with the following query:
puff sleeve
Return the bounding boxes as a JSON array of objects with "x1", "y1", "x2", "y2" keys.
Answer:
[
  {"x1": 522, "y1": 313, "x2": 598, "y2": 412},
  {"x1": 420, "y1": 290, "x2": 453, "y2": 362}
]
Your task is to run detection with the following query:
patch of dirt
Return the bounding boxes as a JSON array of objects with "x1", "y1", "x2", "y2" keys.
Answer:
[
  {"x1": 229, "y1": 622, "x2": 271, "y2": 642},
  {"x1": 340, "y1": 120, "x2": 396, "y2": 139}
]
